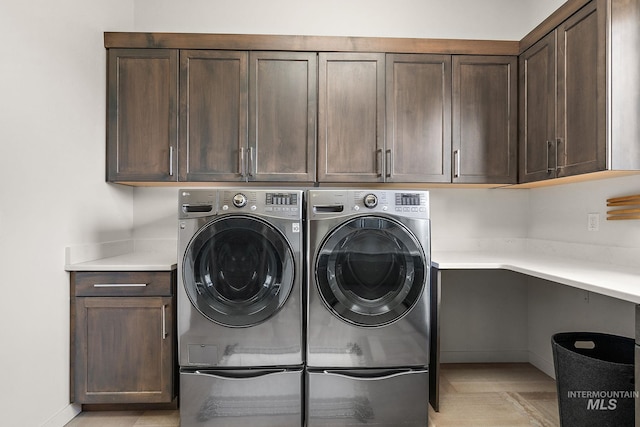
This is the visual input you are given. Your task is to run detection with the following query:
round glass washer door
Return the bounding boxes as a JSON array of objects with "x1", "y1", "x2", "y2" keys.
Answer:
[
  {"x1": 315, "y1": 216, "x2": 426, "y2": 327},
  {"x1": 183, "y1": 215, "x2": 294, "y2": 327}
]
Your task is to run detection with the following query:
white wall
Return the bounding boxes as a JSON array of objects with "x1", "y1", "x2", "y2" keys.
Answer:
[
  {"x1": 133, "y1": 0, "x2": 554, "y2": 40},
  {"x1": 0, "y1": 1, "x2": 134, "y2": 426},
  {"x1": 528, "y1": 175, "x2": 640, "y2": 249},
  {"x1": 440, "y1": 270, "x2": 529, "y2": 363},
  {"x1": 527, "y1": 277, "x2": 635, "y2": 378}
]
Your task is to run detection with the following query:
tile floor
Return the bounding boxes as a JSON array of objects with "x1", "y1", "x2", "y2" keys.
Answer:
[{"x1": 65, "y1": 363, "x2": 559, "y2": 427}]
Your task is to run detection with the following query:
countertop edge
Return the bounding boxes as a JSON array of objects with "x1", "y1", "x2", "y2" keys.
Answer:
[
  {"x1": 64, "y1": 251, "x2": 177, "y2": 272},
  {"x1": 432, "y1": 250, "x2": 640, "y2": 305}
]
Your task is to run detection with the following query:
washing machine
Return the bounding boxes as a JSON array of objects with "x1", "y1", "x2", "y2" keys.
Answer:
[
  {"x1": 306, "y1": 189, "x2": 430, "y2": 427},
  {"x1": 178, "y1": 188, "x2": 303, "y2": 427}
]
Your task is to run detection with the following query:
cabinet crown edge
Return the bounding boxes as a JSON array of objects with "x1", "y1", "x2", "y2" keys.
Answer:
[{"x1": 104, "y1": 32, "x2": 520, "y2": 56}]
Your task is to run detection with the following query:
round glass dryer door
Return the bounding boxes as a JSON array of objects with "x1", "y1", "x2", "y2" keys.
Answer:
[
  {"x1": 316, "y1": 216, "x2": 426, "y2": 327},
  {"x1": 183, "y1": 216, "x2": 294, "y2": 327}
]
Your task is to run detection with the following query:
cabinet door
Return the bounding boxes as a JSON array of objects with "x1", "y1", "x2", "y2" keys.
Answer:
[
  {"x1": 519, "y1": 31, "x2": 558, "y2": 183},
  {"x1": 179, "y1": 50, "x2": 248, "y2": 181},
  {"x1": 386, "y1": 54, "x2": 452, "y2": 183},
  {"x1": 318, "y1": 53, "x2": 385, "y2": 182},
  {"x1": 452, "y1": 56, "x2": 518, "y2": 184},
  {"x1": 557, "y1": 0, "x2": 606, "y2": 177},
  {"x1": 74, "y1": 296, "x2": 174, "y2": 403},
  {"x1": 107, "y1": 49, "x2": 178, "y2": 182},
  {"x1": 249, "y1": 52, "x2": 317, "y2": 182}
]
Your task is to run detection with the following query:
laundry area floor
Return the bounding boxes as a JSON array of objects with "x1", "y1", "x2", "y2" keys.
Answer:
[
  {"x1": 65, "y1": 363, "x2": 559, "y2": 427},
  {"x1": 431, "y1": 363, "x2": 559, "y2": 426}
]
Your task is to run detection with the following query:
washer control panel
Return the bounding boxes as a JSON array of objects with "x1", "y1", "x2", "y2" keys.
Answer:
[
  {"x1": 363, "y1": 193, "x2": 378, "y2": 208},
  {"x1": 179, "y1": 190, "x2": 217, "y2": 219},
  {"x1": 266, "y1": 192, "x2": 299, "y2": 206},
  {"x1": 220, "y1": 190, "x2": 301, "y2": 219},
  {"x1": 232, "y1": 193, "x2": 248, "y2": 208}
]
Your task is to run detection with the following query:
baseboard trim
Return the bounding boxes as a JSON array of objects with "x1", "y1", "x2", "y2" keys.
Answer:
[
  {"x1": 528, "y1": 351, "x2": 556, "y2": 379},
  {"x1": 440, "y1": 350, "x2": 529, "y2": 364},
  {"x1": 40, "y1": 403, "x2": 81, "y2": 427}
]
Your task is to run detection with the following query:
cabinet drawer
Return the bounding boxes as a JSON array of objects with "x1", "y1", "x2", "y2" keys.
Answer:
[{"x1": 73, "y1": 271, "x2": 173, "y2": 297}]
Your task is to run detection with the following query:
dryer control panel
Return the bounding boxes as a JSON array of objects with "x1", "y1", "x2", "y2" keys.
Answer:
[{"x1": 309, "y1": 190, "x2": 429, "y2": 219}]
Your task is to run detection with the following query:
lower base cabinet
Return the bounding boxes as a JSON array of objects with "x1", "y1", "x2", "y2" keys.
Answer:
[{"x1": 71, "y1": 270, "x2": 176, "y2": 404}]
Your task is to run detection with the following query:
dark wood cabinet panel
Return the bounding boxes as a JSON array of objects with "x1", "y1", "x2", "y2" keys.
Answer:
[
  {"x1": 179, "y1": 50, "x2": 248, "y2": 181},
  {"x1": 519, "y1": 32, "x2": 557, "y2": 183},
  {"x1": 386, "y1": 54, "x2": 452, "y2": 183},
  {"x1": 107, "y1": 49, "x2": 178, "y2": 182},
  {"x1": 452, "y1": 56, "x2": 518, "y2": 184},
  {"x1": 556, "y1": 0, "x2": 606, "y2": 177},
  {"x1": 179, "y1": 50, "x2": 316, "y2": 182},
  {"x1": 519, "y1": 0, "x2": 607, "y2": 184},
  {"x1": 249, "y1": 52, "x2": 317, "y2": 181},
  {"x1": 71, "y1": 271, "x2": 176, "y2": 404},
  {"x1": 318, "y1": 53, "x2": 386, "y2": 182},
  {"x1": 73, "y1": 271, "x2": 172, "y2": 297}
]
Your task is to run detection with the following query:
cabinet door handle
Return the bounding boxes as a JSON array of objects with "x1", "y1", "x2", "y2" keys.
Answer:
[
  {"x1": 453, "y1": 149, "x2": 461, "y2": 178},
  {"x1": 555, "y1": 138, "x2": 561, "y2": 173},
  {"x1": 239, "y1": 147, "x2": 246, "y2": 177},
  {"x1": 93, "y1": 283, "x2": 148, "y2": 288},
  {"x1": 376, "y1": 149, "x2": 383, "y2": 177},
  {"x1": 385, "y1": 149, "x2": 392, "y2": 178},
  {"x1": 248, "y1": 146, "x2": 254, "y2": 177},
  {"x1": 546, "y1": 140, "x2": 553, "y2": 173},
  {"x1": 161, "y1": 304, "x2": 167, "y2": 340},
  {"x1": 169, "y1": 146, "x2": 174, "y2": 176}
]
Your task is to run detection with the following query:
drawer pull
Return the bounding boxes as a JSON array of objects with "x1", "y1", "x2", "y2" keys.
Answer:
[{"x1": 93, "y1": 283, "x2": 148, "y2": 288}]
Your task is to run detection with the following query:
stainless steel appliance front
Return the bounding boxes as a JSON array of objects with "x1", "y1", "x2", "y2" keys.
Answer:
[
  {"x1": 306, "y1": 189, "x2": 430, "y2": 426},
  {"x1": 307, "y1": 189, "x2": 430, "y2": 368},
  {"x1": 178, "y1": 188, "x2": 303, "y2": 368},
  {"x1": 306, "y1": 368, "x2": 428, "y2": 426},
  {"x1": 177, "y1": 188, "x2": 304, "y2": 427},
  {"x1": 181, "y1": 368, "x2": 303, "y2": 427}
]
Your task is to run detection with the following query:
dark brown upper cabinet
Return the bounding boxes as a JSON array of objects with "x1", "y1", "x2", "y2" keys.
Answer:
[
  {"x1": 249, "y1": 51, "x2": 317, "y2": 182},
  {"x1": 452, "y1": 56, "x2": 518, "y2": 184},
  {"x1": 107, "y1": 49, "x2": 178, "y2": 182},
  {"x1": 319, "y1": 52, "x2": 453, "y2": 183},
  {"x1": 386, "y1": 54, "x2": 452, "y2": 183},
  {"x1": 556, "y1": 1, "x2": 606, "y2": 178},
  {"x1": 179, "y1": 50, "x2": 249, "y2": 182},
  {"x1": 107, "y1": 49, "x2": 315, "y2": 183},
  {"x1": 519, "y1": 32, "x2": 557, "y2": 183},
  {"x1": 519, "y1": 1, "x2": 605, "y2": 183},
  {"x1": 519, "y1": 0, "x2": 640, "y2": 184},
  {"x1": 179, "y1": 50, "x2": 317, "y2": 182},
  {"x1": 318, "y1": 52, "x2": 386, "y2": 182}
]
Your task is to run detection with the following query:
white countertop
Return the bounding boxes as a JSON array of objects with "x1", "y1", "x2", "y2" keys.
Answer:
[
  {"x1": 432, "y1": 250, "x2": 640, "y2": 304},
  {"x1": 65, "y1": 251, "x2": 177, "y2": 271}
]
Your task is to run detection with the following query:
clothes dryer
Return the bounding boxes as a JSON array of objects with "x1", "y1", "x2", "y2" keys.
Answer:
[
  {"x1": 306, "y1": 189, "x2": 430, "y2": 427},
  {"x1": 178, "y1": 188, "x2": 303, "y2": 427}
]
